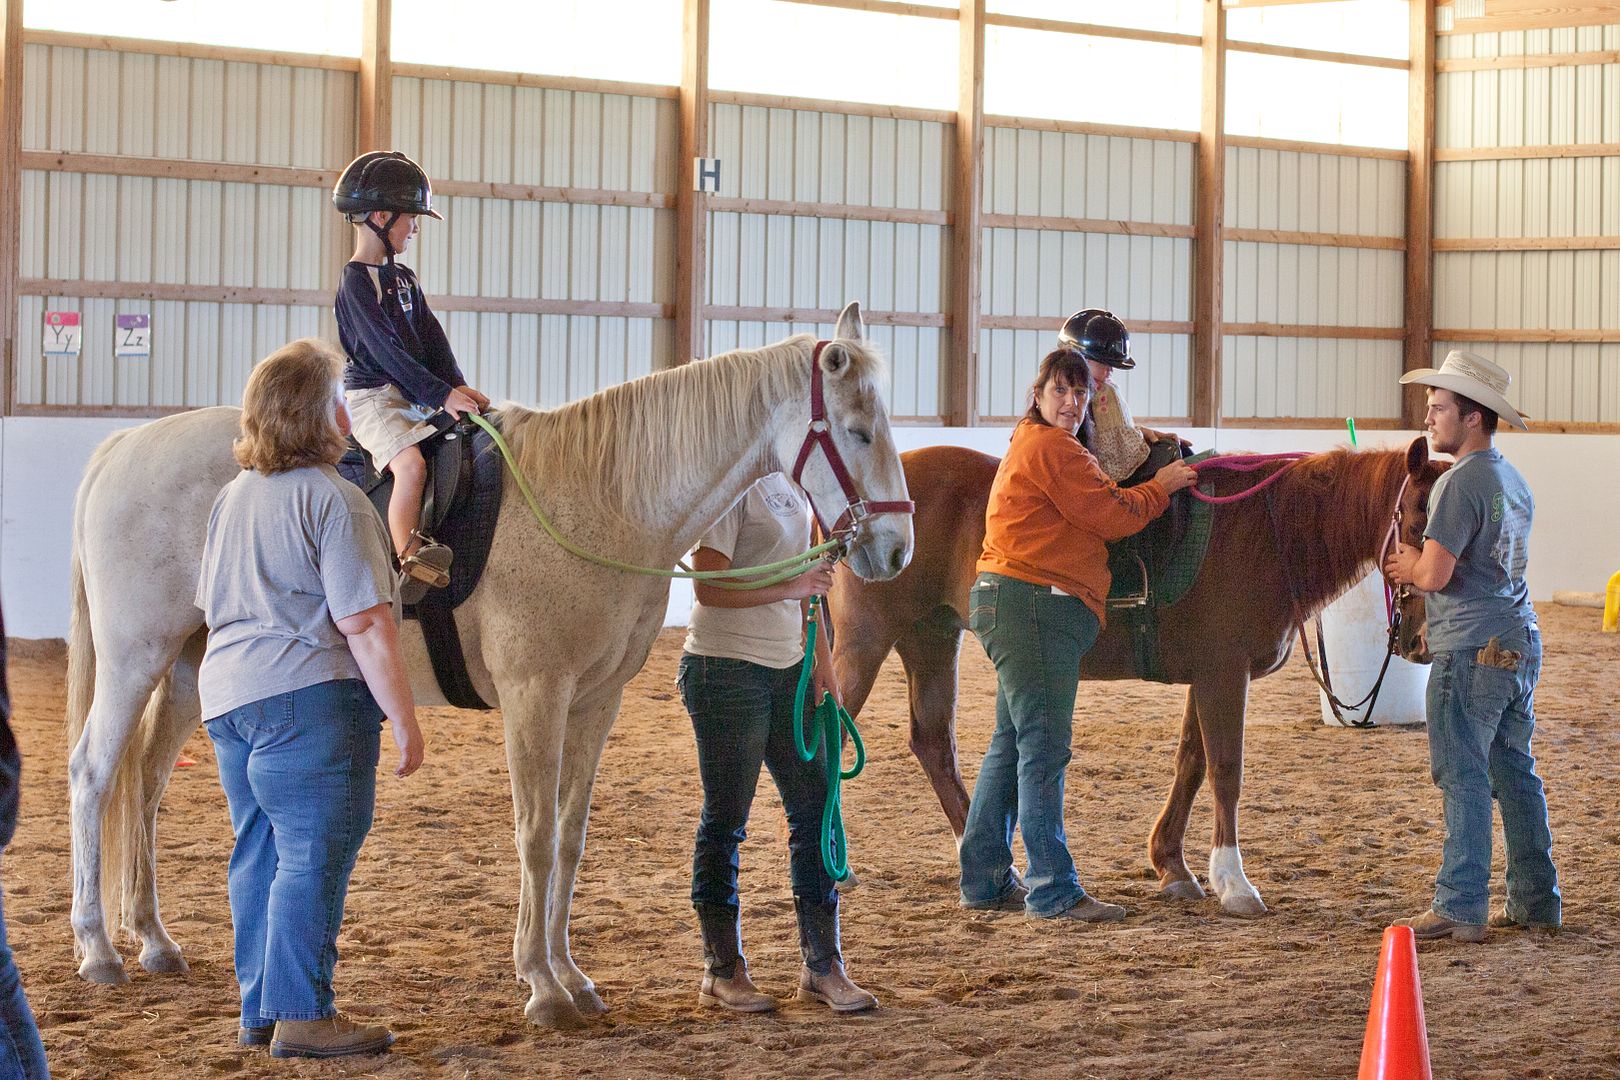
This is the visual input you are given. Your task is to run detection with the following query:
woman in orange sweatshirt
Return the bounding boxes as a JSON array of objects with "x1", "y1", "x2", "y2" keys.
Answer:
[{"x1": 960, "y1": 349, "x2": 1197, "y2": 921}]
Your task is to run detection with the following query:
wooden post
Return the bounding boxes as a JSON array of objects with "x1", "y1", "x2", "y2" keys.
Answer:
[
  {"x1": 1404, "y1": 0, "x2": 1436, "y2": 429},
  {"x1": 674, "y1": 0, "x2": 711, "y2": 366},
  {"x1": 948, "y1": 0, "x2": 985, "y2": 426},
  {"x1": 1191, "y1": 0, "x2": 1225, "y2": 430},
  {"x1": 0, "y1": 0, "x2": 23, "y2": 415},
  {"x1": 359, "y1": 0, "x2": 392, "y2": 151}
]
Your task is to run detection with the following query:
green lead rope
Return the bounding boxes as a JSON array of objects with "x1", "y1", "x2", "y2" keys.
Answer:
[{"x1": 792, "y1": 596, "x2": 866, "y2": 882}]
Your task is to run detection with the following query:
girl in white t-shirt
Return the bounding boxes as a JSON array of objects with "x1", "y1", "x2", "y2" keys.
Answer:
[{"x1": 677, "y1": 473, "x2": 877, "y2": 1015}]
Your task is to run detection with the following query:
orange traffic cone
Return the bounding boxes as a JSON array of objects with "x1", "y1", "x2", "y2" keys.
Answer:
[{"x1": 1358, "y1": 925, "x2": 1432, "y2": 1080}]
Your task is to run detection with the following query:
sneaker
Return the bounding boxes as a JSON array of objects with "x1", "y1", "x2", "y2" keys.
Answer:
[
  {"x1": 269, "y1": 1014, "x2": 395, "y2": 1059},
  {"x1": 1488, "y1": 907, "x2": 1559, "y2": 933},
  {"x1": 961, "y1": 883, "x2": 1028, "y2": 912},
  {"x1": 1398, "y1": 909, "x2": 1486, "y2": 943},
  {"x1": 1036, "y1": 895, "x2": 1127, "y2": 923},
  {"x1": 238, "y1": 1025, "x2": 272, "y2": 1048}
]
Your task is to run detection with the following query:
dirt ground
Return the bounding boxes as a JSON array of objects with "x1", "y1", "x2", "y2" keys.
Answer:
[{"x1": 5, "y1": 601, "x2": 1618, "y2": 1079}]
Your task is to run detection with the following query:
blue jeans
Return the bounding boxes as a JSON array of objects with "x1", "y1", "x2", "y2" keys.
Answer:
[
  {"x1": 205, "y1": 679, "x2": 383, "y2": 1027},
  {"x1": 1425, "y1": 626, "x2": 1560, "y2": 926},
  {"x1": 0, "y1": 886, "x2": 48, "y2": 1079},
  {"x1": 677, "y1": 654, "x2": 836, "y2": 910},
  {"x1": 959, "y1": 573, "x2": 1101, "y2": 917}
]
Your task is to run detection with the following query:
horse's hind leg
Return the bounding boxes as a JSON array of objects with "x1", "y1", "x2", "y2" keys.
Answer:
[
  {"x1": 1150, "y1": 688, "x2": 1208, "y2": 901},
  {"x1": 129, "y1": 631, "x2": 206, "y2": 974},
  {"x1": 894, "y1": 620, "x2": 971, "y2": 841},
  {"x1": 500, "y1": 679, "x2": 588, "y2": 1030},
  {"x1": 1195, "y1": 671, "x2": 1266, "y2": 917},
  {"x1": 69, "y1": 665, "x2": 165, "y2": 984},
  {"x1": 544, "y1": 693, "x2": 620, "y2": 1018}
]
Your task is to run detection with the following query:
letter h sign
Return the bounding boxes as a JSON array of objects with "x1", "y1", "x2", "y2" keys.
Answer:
[{"x1": 693, "y1": 157, "x2": 721, "y2": 194}]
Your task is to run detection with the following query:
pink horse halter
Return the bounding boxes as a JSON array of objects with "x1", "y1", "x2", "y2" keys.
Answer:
[{"x1": 791, "y1": 340, "x2": 916, "y2": 545}]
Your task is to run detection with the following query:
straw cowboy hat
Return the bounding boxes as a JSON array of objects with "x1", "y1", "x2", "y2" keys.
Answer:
[{"x1": 1400, "y1": 349, "x2": 1529, "y2": 431}]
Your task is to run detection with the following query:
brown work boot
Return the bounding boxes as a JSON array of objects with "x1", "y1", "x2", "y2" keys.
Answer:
[
  {"x1": 797, "y1": 962, "x2": 877, "y2": 1013},
  {"x1": 269, "y1": 1014, "x2": 395, "y2": 1059},
  {"x1": 699, "y1": 965, "x2": 778, "y2": 1013},
  {"x1": 794, "y1": 897, "x2": 877, "y2": 1013},
  {"x1": 1398, "y1": 909, "x2": 1486, "y2": 943},
  {"x1": 694, "y1": 902, "x2": 777, "y2": 1013},
  {"x1": 1488, "y1": 907, "x2": 1559, "y2": 933},
  {"x1": 1040, "y1": 894, "x2": 1127, "y2": 923}
]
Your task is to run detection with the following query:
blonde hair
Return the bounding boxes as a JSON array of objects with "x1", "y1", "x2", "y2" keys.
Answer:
[{"x1": 234, "y1": 338, "x2": 349, "y2": 473}]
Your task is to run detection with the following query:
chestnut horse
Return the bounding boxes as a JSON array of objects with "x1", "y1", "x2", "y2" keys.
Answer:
[{"x1": 829, "y1": 438, "x2": 1441, "y2": 915}]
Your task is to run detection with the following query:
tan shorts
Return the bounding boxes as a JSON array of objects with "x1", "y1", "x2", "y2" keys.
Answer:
[{"x1": 345, "y1": 384, "x2": 438, "y2": 470}]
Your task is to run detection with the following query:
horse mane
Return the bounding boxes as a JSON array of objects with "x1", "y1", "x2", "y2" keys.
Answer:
[
  {"x1": 493, "y1": 333, "x2": 884, "y2": 522},
  {"x1": 1216, "y1": 448, "x2": 1408, "y2": 618}
]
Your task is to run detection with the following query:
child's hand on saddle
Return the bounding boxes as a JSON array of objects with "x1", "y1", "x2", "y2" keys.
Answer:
[
  {"x1": 443, "y1": 387, "x2": 484, "y2": 418},
  {"x1": 1153, "y1": 459, "x2": 1198, "y2": 493}
]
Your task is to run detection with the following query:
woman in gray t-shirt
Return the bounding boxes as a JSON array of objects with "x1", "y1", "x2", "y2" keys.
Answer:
[
  {"x1": 678, "y1": 473, "x2": 877, "y2": 1015},
  {"x1": 195, "y1": 339, "x2": 423, "y2": 1060}
]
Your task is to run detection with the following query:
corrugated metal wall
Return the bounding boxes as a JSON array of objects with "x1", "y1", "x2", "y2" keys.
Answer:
[
  {"x1": 16, "y1": 41, "x2": 350, "y2": 408},
  {"x1": 978, "y1": 127, "x2": 1194, "y2": 420},
  {"x1": 704, "y1": 103, "x2": 951, "y2": 419},
  {"x1": 1222, "y1": 146, "x2": 1407, "y2": 420},
  {"x1": 1434, "y1": 23, "x2": 1620, "y2": 423},
  {"x1": 394, "y1": 75, "x2": 678, "y2": 407}
]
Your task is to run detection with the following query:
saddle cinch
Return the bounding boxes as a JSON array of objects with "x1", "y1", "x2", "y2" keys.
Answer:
[
  {"x1": 337, "y1": 413, "x2": 504, "y2": 710},
  {"x1": 1102, "y1": 441, "x2": 1216, "y2": 683}
]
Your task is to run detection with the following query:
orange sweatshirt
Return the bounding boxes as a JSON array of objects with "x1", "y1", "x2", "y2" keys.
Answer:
[{"x1": 976, "y1": 419, "x2": 1170, "y2": 623}]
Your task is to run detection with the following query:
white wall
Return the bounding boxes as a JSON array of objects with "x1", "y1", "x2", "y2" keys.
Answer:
[{"x1": 5, "y1": 416, "x2": 1616, "y2": 640}]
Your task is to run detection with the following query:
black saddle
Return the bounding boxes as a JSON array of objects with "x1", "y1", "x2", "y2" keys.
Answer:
[
  {"x1": 336, "y1": 413, "x2": 504, "y2": 710},
  {"x1": 1101, "y1": 437, "x2": 1197, "y2": 684}
]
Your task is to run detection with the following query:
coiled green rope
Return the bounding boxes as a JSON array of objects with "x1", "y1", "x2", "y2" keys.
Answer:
[{"x1": 791, "y1": 596, "x2": 866, "y2": 881}]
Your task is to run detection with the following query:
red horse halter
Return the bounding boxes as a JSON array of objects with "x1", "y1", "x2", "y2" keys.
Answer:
[{"x1": 790, "y1": 340, "x2": 915, "y2": 546}]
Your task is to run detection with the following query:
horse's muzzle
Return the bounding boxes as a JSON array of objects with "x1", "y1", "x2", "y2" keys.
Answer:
[{"x1": 844, "y1": 522, "x2": 913, "y2": 582}]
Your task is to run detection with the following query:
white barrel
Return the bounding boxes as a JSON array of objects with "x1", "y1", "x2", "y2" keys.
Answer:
[{"x1": 1316, "y1": 571, "x2": 1429, "y2": 726}]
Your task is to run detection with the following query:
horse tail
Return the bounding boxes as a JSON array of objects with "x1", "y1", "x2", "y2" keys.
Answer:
[{"x1": 65, "y1": 548, "x2": 95, "y2": 756}]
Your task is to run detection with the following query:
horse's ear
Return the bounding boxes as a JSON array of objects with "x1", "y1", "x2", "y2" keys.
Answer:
[
  {"x1": 834, "y1": 301, "x2": 865, "y2": 343},
  {"x1": 1405, "y1": 435, "x2": 1428, "y2": 476},
  {"x1": 819, "y1": 342, "x2": 849, "y2": 375}
]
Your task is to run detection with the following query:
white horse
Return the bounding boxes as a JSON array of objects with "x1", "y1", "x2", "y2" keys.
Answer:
[{"x1": 66, "y1": 303, "x2": 912, "y2": 1028}]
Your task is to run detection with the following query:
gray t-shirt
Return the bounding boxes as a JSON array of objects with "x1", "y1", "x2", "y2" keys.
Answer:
[
  {"x1": 196, "y1": 464, "x2": 397, "y2": 719},
  {"x1": 682, "y1": 473, "x2": 811, "y2": 670},
  {"x1": 1423, "y1": 447, "x2": 1535, "y2": 653}
]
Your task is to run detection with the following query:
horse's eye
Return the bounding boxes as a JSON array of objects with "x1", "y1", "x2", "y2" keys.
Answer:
[{"x1": 846, "y1": 427, "x2": 873, "y2": 445}]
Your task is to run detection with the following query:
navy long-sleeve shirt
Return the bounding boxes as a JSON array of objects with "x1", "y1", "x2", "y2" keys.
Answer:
[{"x1": 335, "y1": 260, "x2": 466, "y2": 408}]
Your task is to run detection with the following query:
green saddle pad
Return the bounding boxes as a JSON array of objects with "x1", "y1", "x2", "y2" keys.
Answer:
[{"x1": 1106, "y1": 449, "x2": 1217, "y2": 610}]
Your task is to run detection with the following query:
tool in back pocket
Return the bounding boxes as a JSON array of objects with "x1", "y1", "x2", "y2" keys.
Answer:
[{"x1": 1476, "y1": 636, "x2": 1521, "y2": 671}]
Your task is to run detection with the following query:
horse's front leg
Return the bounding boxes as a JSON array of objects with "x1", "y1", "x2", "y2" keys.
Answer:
[
  {"x1": 500, "y1": 679, "x2": 588, "y2": 1030},
  {"x1": 544, "y1": 691, "x2": 621, "y2": 1019},
  {"x1": 1196, "y1": 671, "x2": 1266, "y2": 916},
  {"x1": 894, "y1": 627, "x2": 972, "y2": 840},
  {"x1": 1149, "y1": 687, "x2": 1208, "y2": 901}
]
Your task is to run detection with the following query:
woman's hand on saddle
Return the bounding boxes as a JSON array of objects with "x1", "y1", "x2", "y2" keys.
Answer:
[
  {"x1": 783, "y1": 560, "x2": 838, "y2": 601},
  {"x1": 1153, "y1": 459, "x2": 1198, "y2": 494},
  {"x1": 391, "y1": 713, "x2": 425, "y2": 778},
  {"x1": 443, "y1": 387, "x2": 484, "y2": 419}
]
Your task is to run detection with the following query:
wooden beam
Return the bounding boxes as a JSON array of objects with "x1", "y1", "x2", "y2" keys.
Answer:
[
  {"x1": 1404, "y1": 0, "x2": 1436, "y2": 431},
  {"x1": 1435, "y1": 143, "x2": 1620, "y2": 161},
  {"x1": 1225, "y1": 39, "x2": 1410, "y2": 70},
  {"x1": 707, "y1": 88, "x2": 954, "y2": 126},
  {"x1": 949, "y1": 0, "x2": 985, "y2": 426},
  {"x1": 1434, "y1": 235, "x2": 1620, "y2": 251},
  {"x1": 1223, "y1": 322, "x2": 1406, "y2": 339},
  {"x1": 1435, "y1": 328, "x2": 1620, "y2": 343},
  {"x1": 1225, "y1": 133, "x2": 1408, "y2": 160},
  {"x1": 22, "y1": 28, "x2": 361, "y2": 70},
  {"x1": 1222, "y1": 416, "x2": 1405, "y2": 429},
  {"x1": 1443, "y1": 2, "x2": 1620, "y2": 34},
  {"x1": 984, "y1": 114, "x2": 1199, "y2": 143},
  {"x1": 981, "y1": 214, "x2": 1195, "y2": 239},
  {"x1": 1226, "y1": 227, "x2": 1405, "y2": 250},
  {"x1": 982, "y1": 315, "x2": 1195, "y2": 335},
  {"x1": 391, "y1": 62, "x2": 679, "y2": 100},
  {"x1": 704, "y1": 305, "x2": 947, "y2": 328},
  {"x1": 708, "y1": 196, "x2": 949, "y2": 226},
  {"x1": 1437, "y1": 49, "x2": 1620, "y2": 72},
  {"x1": 22, "y1": 151, "x2": 337, "y2": 188},
  {"x1": 983, "y1": 12, "x2": 1201, "y2": 48},
  {"x1": 1192, "y1": 0, "x2": 1226, "y2": 429},
  {"x1": 359, "y1": 0, "x2": 392, "y2": 152},
  {"x1": 11, "y1": 403, "x2": 198, "y2": 419},
  {"x1": 433, "y1": 179, "x2": 674, "y2": 209},
  {"x1": 675, "y1": 0, "x2": 711, "y2": 365},
  {"x1": 0, "y1": 0, "x2": 21, "y2": 416},
  {"x1": 771, "y1": 0, "x2": 957, "y2": 19}
]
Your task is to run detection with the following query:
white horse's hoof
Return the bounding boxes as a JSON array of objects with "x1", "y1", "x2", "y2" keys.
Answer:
[
  {"x1": 1219, "y1": 892, "x2": 1268, "y2": 918},
  {"x1": 570, "y1": 985, "x2": 608, "y2": 1016},
  {"x1": 139, "y1": 946, "x2": 189, "y2": 974},
  {"x1": 78, "y1": 956, "x2": 131, "y2": 984},
  {"x1": 1159, "y1": 878, "x2": 1206, "y2": 902},
  {"x1": 525, "y1": 994, "x2": 588, "y2": 1030}
]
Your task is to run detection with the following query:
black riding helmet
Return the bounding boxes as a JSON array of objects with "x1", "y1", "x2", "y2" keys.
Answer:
[
  {"x1": 1058, "y1": 308, "x2": 1135, "y2": 370},
  {"x1": 332, "y1": 151, "x2": 442, "y2": 220}
]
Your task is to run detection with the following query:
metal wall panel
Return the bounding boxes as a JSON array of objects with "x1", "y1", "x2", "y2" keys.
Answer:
[
  {"x1": 707, "y1": 102, "x2": 951, "y2": 418},
  {"x1": 1434, "y1": 26, "x2": 1620, "y2": 425},
  {"x1": 393, "y1": 76, "x2": 679, "y2": 403},
  {"x1": 977, "y1": 128, "x2": 1194, "y2": 419},
  {"x1": 1222, "y1": 336, "x2": 1402, "y2": 420}
]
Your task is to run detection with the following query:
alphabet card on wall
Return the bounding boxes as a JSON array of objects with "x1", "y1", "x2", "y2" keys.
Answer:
[
  {"x1": 44, "y1": 311, "x2": 82, "y2": 357},
  {"x1": 115, "y1": 314, "x2": 151, "y2": 359}
]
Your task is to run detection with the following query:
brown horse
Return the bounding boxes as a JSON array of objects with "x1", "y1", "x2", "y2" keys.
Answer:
[{"x1": 828, "y1": 438, "x2": 1442, "y2": 915}]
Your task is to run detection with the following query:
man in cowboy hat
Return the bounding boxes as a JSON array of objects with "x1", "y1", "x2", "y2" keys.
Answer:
[{"x1": 1384, "y1": 350, "x2": 1560, "y2": 942}]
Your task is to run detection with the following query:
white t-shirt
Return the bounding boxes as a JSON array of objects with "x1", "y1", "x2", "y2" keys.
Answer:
[{"x1": 682, "y1": 473, "x2": 811, "y2": 670}]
